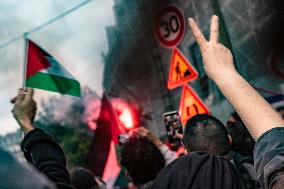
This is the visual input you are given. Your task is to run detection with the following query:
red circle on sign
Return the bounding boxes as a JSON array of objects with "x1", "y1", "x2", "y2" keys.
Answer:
[{"x1": 155, "y1": 5, "x2": 185, "y2": 48}]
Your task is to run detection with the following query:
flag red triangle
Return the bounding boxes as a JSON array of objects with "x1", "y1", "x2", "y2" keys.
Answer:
[
  {"x1": 26, "y1": 40, "x2": 51, "y2": 78},
  {"x1": 179, "y1": 85, "x2": 210, "y2": 124},
  {"x1": 167, "y1": 48, "x2": 198, "y2": 89}
]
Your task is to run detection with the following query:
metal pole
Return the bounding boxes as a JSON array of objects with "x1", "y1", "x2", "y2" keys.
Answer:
[{"x1": 23, "y1": 32, "x2": 29, "y2": 89}]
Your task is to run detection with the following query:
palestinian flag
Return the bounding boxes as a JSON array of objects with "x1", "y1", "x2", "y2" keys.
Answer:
[{"x1": 25, "y1": 40, "x2": 81, "y2": 97}]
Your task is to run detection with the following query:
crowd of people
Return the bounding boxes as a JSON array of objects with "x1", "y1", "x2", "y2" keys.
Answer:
[{"x1": 1, "y1": 15, "x2": 284, "y2": 189}]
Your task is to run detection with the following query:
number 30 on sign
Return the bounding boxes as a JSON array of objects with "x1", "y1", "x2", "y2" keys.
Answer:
[{"x1": 155, "y1": 5, "x2": 185, "y2": 48}]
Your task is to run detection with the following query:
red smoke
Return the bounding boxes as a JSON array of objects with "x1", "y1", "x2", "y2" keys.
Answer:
[{"x1": 84, "y1": 97, "x2": 139, "y2": 133}]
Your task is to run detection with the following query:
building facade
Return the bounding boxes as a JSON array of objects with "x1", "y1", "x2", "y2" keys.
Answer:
[{"x1": 103, "y1": 0, "x2": 284, "y2": 136}]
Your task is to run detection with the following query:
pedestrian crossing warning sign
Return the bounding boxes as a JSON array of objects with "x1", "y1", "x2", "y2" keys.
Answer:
[
  {"x1": 167, "y1": 48, "x2": 198, "y2": 90},
  {"x1": 179, "y1": 85, "x2": 209, "y2": 124}
]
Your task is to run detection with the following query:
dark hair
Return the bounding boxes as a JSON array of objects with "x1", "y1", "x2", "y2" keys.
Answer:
[
  {"x1": 70, "y1": 167, "x2": 98, "y2": 189},
  {"x1": 183, "y1": 114, "x2": 230, "y2": 156},
  {"x1": 120, "y1": 136, "x2": 165, "y2": 185},
  {"x1": 226, "y1": 112, "x2": 255, "y2": 156}
]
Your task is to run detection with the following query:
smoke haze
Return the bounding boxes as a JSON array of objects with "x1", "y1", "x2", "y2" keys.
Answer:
[{"x1": 0, "y1": 0, "x2": 115, "y2": 135}]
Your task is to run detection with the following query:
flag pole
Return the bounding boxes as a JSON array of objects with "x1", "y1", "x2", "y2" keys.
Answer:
[{"x1": 23, "y1": 32, "x2": 29, "y2": 90}]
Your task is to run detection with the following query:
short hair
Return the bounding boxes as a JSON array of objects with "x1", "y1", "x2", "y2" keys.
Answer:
[
  {"x1": 226, "y1": 112, "x2": 255, "y2": 156},
  {"x1": 183, "y1": 114, "x2": 230, "y2": 156},
  {"x1": 120, "y1": 136, "x2": 165, "y2": 185},
  {"x1": 70, "y1": 167, "x2": 98, "y2": 189}
]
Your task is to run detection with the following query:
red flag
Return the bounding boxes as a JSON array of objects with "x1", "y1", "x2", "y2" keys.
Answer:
[
  {"x1": 87, "y1": 93, "x2": 121, "y2": 177},
  {"x1": 98, "y1": 94, "x2": 121, "y2": 144}
]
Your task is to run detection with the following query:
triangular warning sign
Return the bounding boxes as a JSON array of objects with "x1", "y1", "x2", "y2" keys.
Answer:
[
  {"x1": 167, "y1": 48, "x2": 198, "y2": 90},
  {"x1": 179, "y1": 85, "x2": 209, "y2": 124}
]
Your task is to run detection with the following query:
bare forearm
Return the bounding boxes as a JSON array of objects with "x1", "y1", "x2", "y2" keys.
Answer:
[
  {"x1": 214, "y1": 71, "x2": 284, "y2": 140},
  {"x1": 188, "y1": 16, "x2": 284, "y2": 139}
]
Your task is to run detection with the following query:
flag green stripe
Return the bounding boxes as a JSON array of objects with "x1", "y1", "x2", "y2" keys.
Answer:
[{"x1": 26, "y1": 72, "x2": 81, "y2": 97}]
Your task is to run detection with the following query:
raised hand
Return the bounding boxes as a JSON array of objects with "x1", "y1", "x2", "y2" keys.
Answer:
[
  {"x1": 134, "y1": 127, "x2": 163, "y2": 147},
  {"x1": 11, "y1": 88, "x2": 36, "y2": 134},
  {"x1": 188, "y1": 15, "x2": 284, "y2": 140},
  {"x1": 188, "y1": 15, "x2": 236, "y2": 82}
]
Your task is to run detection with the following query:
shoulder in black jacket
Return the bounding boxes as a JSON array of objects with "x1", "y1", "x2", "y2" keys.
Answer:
[{"x1": 21, "y1": 128, "x2": 75, "y2": 189}]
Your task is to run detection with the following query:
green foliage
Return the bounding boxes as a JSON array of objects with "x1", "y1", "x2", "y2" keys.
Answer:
[
  {"x1": 36, "y1": 87, "x2": 99, "y2": 167},
  {"x1": 36, "y1": 122, "x2": 92, "y2": 167}
]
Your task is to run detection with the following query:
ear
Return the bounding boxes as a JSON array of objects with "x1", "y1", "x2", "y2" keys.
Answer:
[
  {"x1": 228, "y1": 135, "x2": 233, "y2": 145},
  {"x1": 182, "y1": 147, "x2": 188, "y2": 155},
  {"x1": 181, "y1": 139, "x2": 190, "y2": 153},
  {"x1": 185, "y1": 148, "x2": 188, "y2": 154}
]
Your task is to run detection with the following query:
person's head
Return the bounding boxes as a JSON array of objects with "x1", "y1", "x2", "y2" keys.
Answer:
[
  {"x1": 226, "y1": 112, "x2": 255, "y2": 156},
  {"x1": 120, "y1": 135, "x2": 165, "y2": 186},
  {"x1": 183, "y1": 114, "x2": 231, "y2": 156},
  {"x1": 70, "y1": 167, "x2": 99, "y2": 189}
]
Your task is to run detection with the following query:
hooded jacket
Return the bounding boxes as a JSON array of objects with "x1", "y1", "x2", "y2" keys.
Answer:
[
  {"x1": 150, "y1": 152, "x2": 247, "y2": 189},
  {"x1": 21, "y1": 128, "x2": 74, "y2": 189}
]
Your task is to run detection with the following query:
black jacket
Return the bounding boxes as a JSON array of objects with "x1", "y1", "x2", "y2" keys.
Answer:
[
  {"x1": 254, "y1": 127, "x2": 284, "y2": 189},
  {"x1": 21, "y1": 128, "x2": 75, "y2": 189},
  {"x1": 230, "y1": 151, "x2": 260, "y2": 189},
  {"x1": 149, "y1": 152, "x2": 247, "y2": 189}
]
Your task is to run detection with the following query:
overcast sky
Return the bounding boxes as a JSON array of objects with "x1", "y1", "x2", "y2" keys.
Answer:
[{"x1": 0, "y1": 0, "x2": 115, "y2": 135}]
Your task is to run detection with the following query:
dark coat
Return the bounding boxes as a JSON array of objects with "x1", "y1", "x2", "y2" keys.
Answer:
[
  {"x1": 254, "y1": 127, "x2": 284, "y2": 189},
  {"x1": 149, "y1": 152, "x2": 247, "y2": 189},
  {"x1": 21, "y1": 128, "x2": 75, "y2": 189}
]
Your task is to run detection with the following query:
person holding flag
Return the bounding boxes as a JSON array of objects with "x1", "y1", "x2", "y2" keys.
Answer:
[
  {"x1": 11, "y1": 88, "x2": 75, "y2": 189},
  {"x1": 9, "y1": 36, "x2": 83, "y2": 188}
]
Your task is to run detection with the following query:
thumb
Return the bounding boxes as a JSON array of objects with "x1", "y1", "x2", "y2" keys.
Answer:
[{"x1": 23, "y1": 88, "x2": 34, "y2": 101}]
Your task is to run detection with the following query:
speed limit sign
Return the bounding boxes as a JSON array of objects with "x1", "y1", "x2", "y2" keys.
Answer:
[{"x1": 155, "y1": 5, "x2": 185, "y2": 48}]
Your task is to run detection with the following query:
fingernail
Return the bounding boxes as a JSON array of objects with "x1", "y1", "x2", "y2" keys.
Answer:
[{"x1": 213, "y1": 15, "x2": 219, "y2": 20}]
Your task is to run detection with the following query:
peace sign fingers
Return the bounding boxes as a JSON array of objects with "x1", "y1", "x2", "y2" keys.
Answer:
[
  {"x1": 188, "y1": 18, "x2": 207, "y2": 51},
  {"x1": 210, "y1": 15, "x2": 219, "y2": 43}
]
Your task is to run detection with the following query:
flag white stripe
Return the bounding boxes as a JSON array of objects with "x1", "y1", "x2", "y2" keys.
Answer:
[{"x1": 39, "y1": 56, "x2": 74, "y2": 80}]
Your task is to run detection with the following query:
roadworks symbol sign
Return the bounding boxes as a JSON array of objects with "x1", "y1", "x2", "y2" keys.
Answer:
[
  {"x1": 179, "y1": 85, "x2": 210, "y2": 124},
  {"x1": 167, "y1": 48, "x2": 198, "y2": 89}
]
